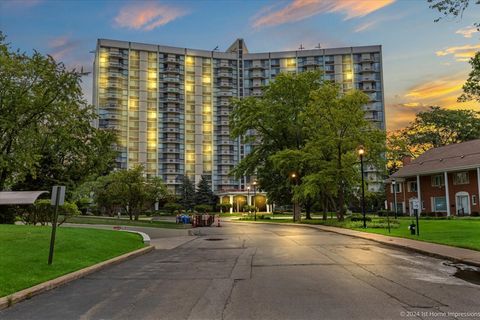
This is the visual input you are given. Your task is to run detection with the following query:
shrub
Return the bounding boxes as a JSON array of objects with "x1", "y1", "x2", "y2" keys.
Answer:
[
  {"x1": 194, "y1": 204, "x2": 213, "y2": 213},
  {"x1": 0, "y1": 206, "x2": 16, "y2": 224},
  {"x1": 349, "y1": 214, "x2": 372, "y2": 222},
  {"x1": 20, "y1": 200, "x2": 80, "y2": 226},
  {"x1": 163, "y1": 202, "x2": 182, "y2": 213},
  {"x1": 243, "y1": 205, "x2": 256, "y2": 212},
  {"x1": 471, "y1": 211, "x2": 479, "y2": 217},
  {"x1": 218, "y1": 203, "x2": 232, "y2": 212},
  {"x1": 377, "y1": 210, "x2": 394, "y2": 217}
]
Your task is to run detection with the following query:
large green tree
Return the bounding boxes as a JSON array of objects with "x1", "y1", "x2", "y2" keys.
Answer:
[
  {"x1": 302, "y1": 82, "x2": 385, "y2": 220},
  {"x1": 230, "y1": 71, "x2": 323, "y2": 221},
  {"x1": 92, "y1": 166, "x2": 169, "y2": 220},
  {"x1": 0, "y1": 33, "x2": 116, "y2": 191},
  {"x1": 459, "y1": 52, "x2": 480, "y2": 103},
  {"x1": 231, "y1": 72, "x2": 385, "y2": 221}
]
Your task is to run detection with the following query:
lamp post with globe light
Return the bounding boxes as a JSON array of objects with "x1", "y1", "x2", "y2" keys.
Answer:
[{"x1": 358, "y1": 146, "x2": 366, "y2": 228}]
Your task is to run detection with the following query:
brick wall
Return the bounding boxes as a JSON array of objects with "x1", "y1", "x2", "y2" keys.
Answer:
[{"x1": 386, "y1": 169, "x2": 480, "y2": 215}]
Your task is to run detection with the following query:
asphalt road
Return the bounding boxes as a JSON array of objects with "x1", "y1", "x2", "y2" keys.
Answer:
[{"x1": 2, "y1": 222, "x2": 480, "y2": 320}]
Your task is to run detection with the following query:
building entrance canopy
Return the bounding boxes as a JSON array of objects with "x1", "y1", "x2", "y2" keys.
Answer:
[{"x1": 0, "y1": 191, "x2": 48, "y2": 205}]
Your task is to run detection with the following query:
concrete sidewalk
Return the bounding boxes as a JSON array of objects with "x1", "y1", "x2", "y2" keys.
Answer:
[{"x1": 303, "y1": 223, "x2": 480, "y2": 267}]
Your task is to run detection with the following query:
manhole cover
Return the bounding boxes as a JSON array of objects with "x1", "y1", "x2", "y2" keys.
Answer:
[{"x1": 205, "y1": 238, "x2": 224, "y2": 241}]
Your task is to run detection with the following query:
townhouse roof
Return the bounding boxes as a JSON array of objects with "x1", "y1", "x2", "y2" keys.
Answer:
[{"x1": 390, "y1": 139, "x2": 480, "y2": 178}]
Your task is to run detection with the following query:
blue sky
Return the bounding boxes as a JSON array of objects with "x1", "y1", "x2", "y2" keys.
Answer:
[{"x1": 1, "y1": 0, "x2": 479, "y2": 130}]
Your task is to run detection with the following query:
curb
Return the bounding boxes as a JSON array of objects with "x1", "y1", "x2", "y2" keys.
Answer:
[
  {"x1": 229, "y1": 220, "x2": 480, "y2": 268},
  {"x1": 119, "y1": 229, "x2": 151, "y2": 245},
  {"x1": 0, "y1": 245, "x2": 154, "y2": 311}
]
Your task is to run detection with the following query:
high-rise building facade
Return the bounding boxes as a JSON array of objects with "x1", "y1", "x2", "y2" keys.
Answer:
[{"x1": 93, "y1": 39, "x2": 385, "y2": 194}]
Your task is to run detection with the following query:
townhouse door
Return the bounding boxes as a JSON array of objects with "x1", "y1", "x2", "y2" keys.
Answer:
[{"x1": 456, "y1": 193, "x2": 470, "y2": 216}]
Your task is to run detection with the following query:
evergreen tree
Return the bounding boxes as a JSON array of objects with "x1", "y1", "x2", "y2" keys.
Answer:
[
  {"x1": 195, "y1": 175, "x2": 215, "y2": 206},
  {"x1": 179, "y1": 175, "x2": 195, "y2": 210}
]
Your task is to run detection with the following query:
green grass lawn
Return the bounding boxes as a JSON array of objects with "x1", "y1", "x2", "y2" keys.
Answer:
[
  {"x1": 239, "y1": 215, "x2": 480, "y2": 251},
  {"x1": 67, "y1": 216, "x2": 187, "y2": 229},
  {"x1": 0, "y1": 225, "x2": 145, "y2": 298}
]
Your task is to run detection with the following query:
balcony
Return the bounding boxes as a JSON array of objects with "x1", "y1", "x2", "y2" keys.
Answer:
[
  {"x1": 219, "y1": 62, "x2": 234, "y2": 69},
  {"x1": 250, "y1": 72, "x2": 266, "y2": 79},
  {"x1": 218, "y1": 82, "x2": 234, "y2": 88},
  {"x1": 163, "y1": 76, "x2": 180, "y2": 83},
  {"x1": 359, "y1": 77, "x2": 375, "y2": 83},
  {"x1": 218, "y1": 140, "x2": 234, "y2": 146},
  {"x1": 164, "y1": 87, "x2": 180, "y2": 94},
  {"x1": 165, "y1": 67, "x2": 181, "y2": 74},
  {"x1": 161, "y1": 148, "x2": 181, "y2": 154},
  {"x1": 161, "y1": 127, "x2": 180, "y2": 133},
  {"x1": 303, "y1": 60, "x2": 319, "y2": 67},
  {"x1": 249, "y1": 64, "x2": 267, "y2": 70},
  {"x1": 164, "y1": 117, "x2": 180, "y2": 123},
  {"x1": 160, "y1": 158, "x2": 183, "y2": 164},
  {"x1": 218, "y1": 91, "x2": 233, "y2": 97},
  {"x1": 166, "y1": 57, "x2": 180, "y2": 64},
  {"x1": 218, "y1": 72, "x2": 234, "y2": 78}
]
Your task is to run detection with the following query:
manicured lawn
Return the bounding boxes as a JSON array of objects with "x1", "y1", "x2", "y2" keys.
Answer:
[
  {"x1": 357, "y1": 218, "x2": 480, "y2": 251},
  {"x1": 0, "y1": 225, "x2": 144, "y2": 298},
  {"x1": 67, "y1": 216, "x2": 187, "y2": 229},
  {"x1": 239, "y1": 215, "x2": 480, "y2": 251}
]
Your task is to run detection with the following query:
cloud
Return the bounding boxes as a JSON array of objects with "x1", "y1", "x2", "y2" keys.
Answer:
[
  {"x1": 436, "y1": 44, "x2": 480, "y2": 62},
  {"x1": 114, "y1": 2, "x2": 188, "y2": 31},
  {"x1": 47, "y1": 36, "x2": 80, "y2": 62},
  {"x1": 252, "y1": 0, "x2": 395, "y2": 28},
  {"x1": 386, "y1": 74, "x2": 480, "y2": 130},
  {"x1": 354, "y1": 20, "x2": 377, "y2": 33},
  {"x1": 456, "y1": 26, "x2": 479, "y2": 38}
]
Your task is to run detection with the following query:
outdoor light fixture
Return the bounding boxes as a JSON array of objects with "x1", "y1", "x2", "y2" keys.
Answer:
[
  {"x1": 358, "y1": 146, "x2": 366, "y2": 228},
  {"x1": 392, "y1": 179, "x2": 398, "y2": 220}
]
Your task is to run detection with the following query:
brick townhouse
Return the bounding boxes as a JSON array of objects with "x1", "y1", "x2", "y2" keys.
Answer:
[{"x1": 386, "y1": 139, "x2": 480, "y2": 216}]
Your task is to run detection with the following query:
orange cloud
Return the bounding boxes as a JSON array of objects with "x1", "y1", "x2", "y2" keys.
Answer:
[
  {"x1": 387, "y1": 74, "x2": 480, "y2": 130},
  {"x1": 436, "y1": 44, "x2": 480, "y2": 62},
  {"x1": 456, "y1": 26, "x2": 479, "y2": 38},
  {"x1": 252, "y1": 0, "x2": 395, "y2": 28},
  {"x1": 114, "y1": 2, "x2": 188, "y2": 31}
]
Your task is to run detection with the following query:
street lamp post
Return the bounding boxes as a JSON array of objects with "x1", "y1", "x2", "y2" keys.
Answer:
[
  {"x1": 247, "y1": 186, "x2": 250, "y2": 206},
  {"x1": 392, "y1": 179, "x2": 398, "y2": 219},
  {"x1": 253, "y1": 181, "x2": 257, "y2": 221},
  {"x1": 358, "y1": 146, "x2": 366, "y2": 228},
  {"x1": 291, "y1": 173, "x2": 300, "y2": 223}
]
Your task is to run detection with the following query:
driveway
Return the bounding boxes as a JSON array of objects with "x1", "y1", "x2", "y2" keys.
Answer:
[{"x1": 2, "y1": 222, "x2": 480, "y2": 319}]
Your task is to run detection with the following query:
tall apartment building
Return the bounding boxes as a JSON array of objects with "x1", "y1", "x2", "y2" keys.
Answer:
[{"x1": 93, "y1": 39, "x2": 385, "y2": 194}]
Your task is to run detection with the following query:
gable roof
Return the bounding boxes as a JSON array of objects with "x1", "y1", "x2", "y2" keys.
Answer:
[{"x1": 391, "y1": 139, "x2": 480, "y2": 178}]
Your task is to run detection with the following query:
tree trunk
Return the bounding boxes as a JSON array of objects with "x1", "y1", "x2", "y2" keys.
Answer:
[
  {"x1": 337, "y1": 145, "x2": 345, "y2": 221},
  {"x1": 305, "y1": 199, "x2": 312, "y2": 220},
  {"x1": 293, "y1": 201, "x2": 301, "y2": 222},
  {"x1": 322, "y1": 196, "x2": 327, "y2": 221}
]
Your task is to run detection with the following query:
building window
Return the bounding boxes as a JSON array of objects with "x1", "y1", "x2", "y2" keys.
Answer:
[
  {"x1": 473, "y1": 195, "x2": 477, "y2": 206},
  {"x1": 431, "y1": 174, "x2": 444, "y2": 187},
  {"x1": 390, "y1": 183, "x2": 402, "y2": 193},
  {"x1": 453, "y1": 172, "x2": 469, "y2": 185},
  {"x1": 433, "y1": 196, "x2": 447, "y2": 212},
  {"x1": 408, "y1": 181, "x2": 417, "y2": 192}
]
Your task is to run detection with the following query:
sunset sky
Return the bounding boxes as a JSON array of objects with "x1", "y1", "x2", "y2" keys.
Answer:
[{"x1": 1, "y1": 0, "x2": 479, "y2": 131}]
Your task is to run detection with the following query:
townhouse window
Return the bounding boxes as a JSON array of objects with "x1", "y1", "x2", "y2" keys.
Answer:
[
  {"x1": 433, "y1": 196, "x2": 447, "y2": 212},
  {"x1": 453, "y1": 172, "x2": 469, "y2": 185},
  {"x1": 473, "y1": 195, "x2": 477, "y2": 206},
  {"x1": 431, "y1": 174, "x2": 444, "y2": 187},
  {"x1": 408, "y1": 181, "x2": 417, "y2": 193},
  {"x1": 390, "y1": 183, "x2": 401, "y2": 193}
]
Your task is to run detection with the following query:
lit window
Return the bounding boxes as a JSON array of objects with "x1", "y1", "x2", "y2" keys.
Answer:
[{"x1": 408, "y1": 181, "x2": 417, "y2": 192}]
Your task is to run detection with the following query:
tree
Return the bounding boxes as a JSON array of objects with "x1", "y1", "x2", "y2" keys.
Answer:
[
  {"x1": 387, "y1": 106, "x2": 480, "y2": 172},
  {"x1": 302, "y1": 82, "x2": 385, "y2": 220},
  {"x1": 179, "y1": 175, "x2": 196, "y2": 210},
  {"x1": 428, "y1": 0, "x2": 479, "y2": 27},
  {"x1": 0, "y1": 33, "x2": 116, "y2": 191},
  {"x1": 195, "y1": 175, "x2": 215, "y2": 206},
  {"x1": 230, "y1": 71, "x2": 323, "y2": 222},
  {"x1": 91, "y1": 166, "x2": 169, "y2": 220},
  {"x1": 459, "y1": 52, "x2": 480, "y2": 103}
]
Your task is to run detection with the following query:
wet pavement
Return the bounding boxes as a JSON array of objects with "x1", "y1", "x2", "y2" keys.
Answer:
[{"x1": 2, "y1": 222, "x2": 480, "y2": 320}]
